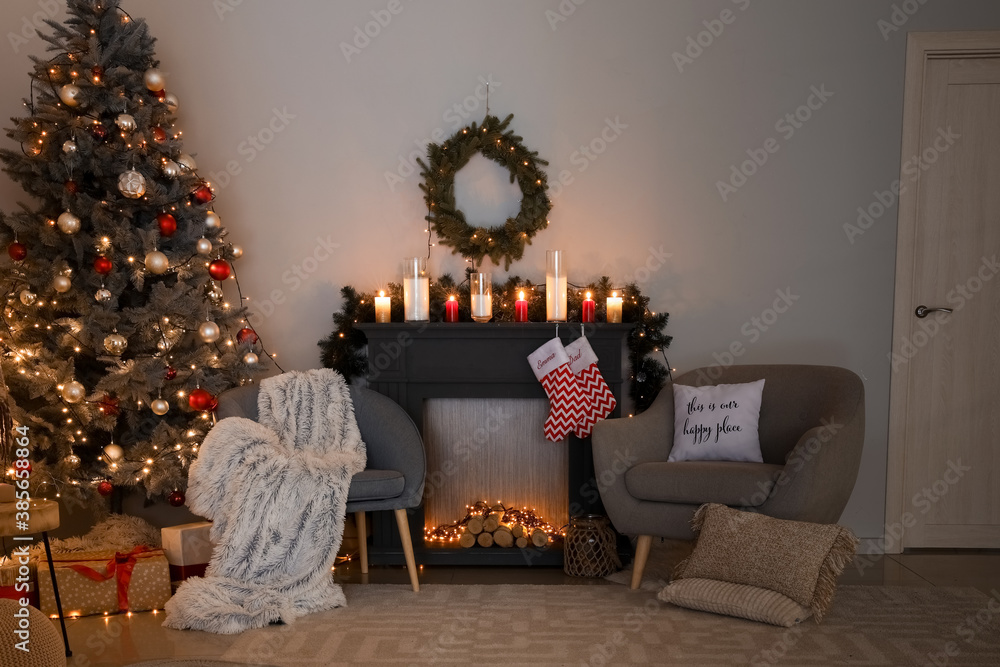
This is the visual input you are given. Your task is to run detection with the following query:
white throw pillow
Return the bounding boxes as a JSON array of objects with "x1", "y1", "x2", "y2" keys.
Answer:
[{"x1": 668, "y1": 380, "x2": 765, "y2": 462}]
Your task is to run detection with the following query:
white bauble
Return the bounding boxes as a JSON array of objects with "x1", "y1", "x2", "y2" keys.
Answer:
[
  {"x1": 58, "y1": 84, "x2": 82, "y2": 107},
  {"x1": 143, "y1": 68, "x2": 165, "y2": 91},
  {"x1": 164, "y1": 93, "x2": 179, "y2": 113},
  {"x1": 52, "y1": 275, "x2": 72, "y2": 293},
  {"x1": 243, "y1": 352, "x2": 259, "y2": 366},
  {"x1": 118, "y1": 170, "x2": 146, "y2": 198},
  {"x1": 115, "y1": 114, "x2": 136, "y2": 132},
  {"x1": 94, "y1": 288, "x2": 113, "y2": 303},
  {"x1": 103, "y1": 333, "x2": 128, "y2": 355},
  {"x1": 231, "y1": 245, "x2": 243, "y2": 259},
  {"x1": 19, "y1": 290, "x2": 36, "y2": 306},
  {"x1": 57, "y1": 210, "x2": 81, "y2": 235},
  {"x1": 198, "y1": 321, "x2": 220, "y2": 343},
  {"x1": 196, "y1": 238, "x2": 213, "y2": 255},
  {"x1": 144, "y1": 250, "x2": 170, "y2": 275},
  {"x1": 62, "y1": 139, "x2": 77, "y2": 154},
  {"x1": 103, "y1": 443, "x2": 124, "y2": 462},
  {"x1": 176, "y1": 153, "x2": 197, "y2": 172},
  {"x1": 205, "y1": 210, "x2": 221, "y2": 230},
  {"x1": 65, "y1": 453, "x2": 81, "y2": 468},
  {"x1": 151, "y1": 398, "x2": 170, "y2": 416},
  {"x1": 62, "y1": 380, "x2": 86, "y2": 403},
  {"x1": 162, "y1": 160, "x2": 180, "y2": 178}
]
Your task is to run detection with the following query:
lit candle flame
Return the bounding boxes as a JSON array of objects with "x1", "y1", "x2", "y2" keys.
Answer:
[{"x1": 519, "y1": 291, "x2": 525, "y2": 300}]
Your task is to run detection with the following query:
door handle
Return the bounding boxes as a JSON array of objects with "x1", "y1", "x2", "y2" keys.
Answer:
[{"x1": 915, "y1": 305, "x2": 954, "y2": 318}]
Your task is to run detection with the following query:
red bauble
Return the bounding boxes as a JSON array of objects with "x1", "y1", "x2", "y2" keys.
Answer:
[
  {"x1": 65, "y1": 179, "x2": 78, "y2": 194},
  {"x1": 164, "y1": 365, "x2": 177, "y2": 380},
  {"x1": 98, "y1": 393, "x2": 119, "y2": 417},
  {"x1": 89, "y1": 123, "x2": 108, "y2": 141},
  {"x1": 7, "y1": 242, "x2": 27, "y2": 261},
  {"x1": 236, "y1": 327, "x2": 259, "y2": 345},
  {"x1": 157, "y1": 212, "x2": 177, "y2": 237},
  {"x1": 90, "y1": 65, "x2": 104, "y2": 81},
  {"x1": 152, "y1": 127, "x2": 167, "y2": 143},
  {"x1": 168, "y1": 490, "x2": 185, "y2": 507},
  {"x1": 188, "y1": 388, "x2": 216, "y2": 412},
  {"x1": 154, "y1": 89, "x2": 166, "y2": 101},
  {"x1": 97, "y1": 481, "x2": 113, "y2": 497},
  {"x1": 191, "y1": 185, "x2": 213, "y2": 205},
  {"x1": 208, "y1": 259, "x2": 231, "y2": 281},
  {"x1": 94, "y1": 255, "x2": 113, "y2": 275}
]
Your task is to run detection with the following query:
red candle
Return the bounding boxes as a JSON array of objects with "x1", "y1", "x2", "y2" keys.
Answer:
[
  {"x1": 445, "y1": 296, "x2": 459, "y2": 322},
  {"x1": 582, "y1": 292, "x2": 595, "y2": 323},
  {"x1": 514, "y1": 291, "x2": 528, "y2": 322}
]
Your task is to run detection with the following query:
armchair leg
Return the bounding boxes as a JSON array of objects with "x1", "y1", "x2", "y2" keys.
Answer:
[
  {"x1": 394, "y1": 508, "x2": 420, "y2": 592},
  {"x1": 355, "y1": 511, "x2": 368, "y2": 575},
  {"x1": 630, "y1": 535, "x2": 653, "y2": 591}
]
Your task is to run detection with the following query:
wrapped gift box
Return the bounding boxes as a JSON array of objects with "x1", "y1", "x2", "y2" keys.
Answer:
[
  {"x1": 36, "y1": 547, "x2": 171, "y2": 617},
  {"x1": 161, "y1": 521, "x2": 214, "y2": 581},
  {"x1": 0, "y1": 555, "x2": 39, "y2": 607}
]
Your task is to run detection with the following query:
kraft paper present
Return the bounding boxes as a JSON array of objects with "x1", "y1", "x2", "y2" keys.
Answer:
[{"x1": 36, "y1": 547, "x2": 171, "y2": 617}]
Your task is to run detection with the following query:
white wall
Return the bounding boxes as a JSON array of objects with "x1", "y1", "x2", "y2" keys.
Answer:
[{"x1": 3, "y1": 0, "x2": 1000, "y2": 539}]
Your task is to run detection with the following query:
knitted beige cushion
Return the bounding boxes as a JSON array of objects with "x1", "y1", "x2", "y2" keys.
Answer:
[
  {"x1": 0, "y1": 599, "x2": 65, "y2": 667},
  {"x1": 658, "y1": 578, "x2": 811, "y2": 627},
  {"x1": 674, "y1": 504, "x2": 858, "y2": 621}
]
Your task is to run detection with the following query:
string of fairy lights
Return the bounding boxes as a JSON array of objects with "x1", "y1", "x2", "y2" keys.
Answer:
[{"x1": 424, "y1": 500, "x2": 565, "y2": 545}]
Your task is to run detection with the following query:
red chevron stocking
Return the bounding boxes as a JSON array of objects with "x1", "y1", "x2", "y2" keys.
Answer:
[
  {"x1": 528, "y1": 337, "x2": 590, "y2": 441},
  {"x1": 565, "y1": 336, "x2": 617, "y2": 437}
]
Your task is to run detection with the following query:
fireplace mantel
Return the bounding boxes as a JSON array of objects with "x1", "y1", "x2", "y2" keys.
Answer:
[{"x1": 358, "y1": 322, "x2": 633, "y2": 566}]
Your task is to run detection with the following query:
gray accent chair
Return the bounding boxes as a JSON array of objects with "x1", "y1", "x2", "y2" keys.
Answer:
[
  {"x1": 216, "y1": 384, "x2": 426, "y2": 591},
  {"x1": 592, "y1": 365, "x2": 864, "y2": 590}
]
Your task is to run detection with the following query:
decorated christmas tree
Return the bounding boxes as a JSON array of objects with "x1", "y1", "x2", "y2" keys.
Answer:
[{"x1": 0, "y1": 0, "x2": 265, "y2": 504}]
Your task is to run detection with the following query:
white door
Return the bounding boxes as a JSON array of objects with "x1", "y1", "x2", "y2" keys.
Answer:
[{"x1": 887, "y1": 32, "x2": 1000, "y2": 549}]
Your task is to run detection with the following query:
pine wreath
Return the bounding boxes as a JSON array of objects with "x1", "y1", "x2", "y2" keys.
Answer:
[{"x1": 418, "y1": 114, "x2": 552, "y2": 270}]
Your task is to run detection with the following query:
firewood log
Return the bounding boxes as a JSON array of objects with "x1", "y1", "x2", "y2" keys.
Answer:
[
  {"x1": 511, "y1": 525, "x2": 526, "y2": 539},
  {"x1": 531, "y1": 529, "x2": 549, "y2": 548},
  {"x1": 459, "y1": 531, "x2": 476, "y2": 548},
  {"x1": 493, "y1": 527, "x2": 514, "y2": 548},
  {"x1": 483, "y1": 515, "x2": 500, "y2": 533},
  {"x1": 477, "y1": 532, "x2": 494, "y2": 548},
  {"x1": 466, "y1": 517, "x2": 484, "y2": 535},
  {"x1": 515, "y1": 537, "x2": 528, "y2": 549}
]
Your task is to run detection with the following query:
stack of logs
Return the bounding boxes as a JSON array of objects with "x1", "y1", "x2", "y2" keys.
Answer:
[{"x1": 458, "y1": 505, "x2": 550, "y2": 549}]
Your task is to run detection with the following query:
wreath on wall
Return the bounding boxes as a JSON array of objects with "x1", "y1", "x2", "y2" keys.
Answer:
[{"x1": 417, "y1": 114, "x2": 552, "y2": 270}]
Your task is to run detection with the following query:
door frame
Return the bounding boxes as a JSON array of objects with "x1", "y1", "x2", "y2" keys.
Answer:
[{"x1": 885, "y1": 31, "x2": 1000, "y2": 554}]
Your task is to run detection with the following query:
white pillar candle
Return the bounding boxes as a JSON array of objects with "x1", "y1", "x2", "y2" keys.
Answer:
[
  {"x1": 471, "y1": 272, "x2": 492, "y2": 323},
  {"x1": 375, "y1": 291, "x2": 390, "y2": 323},
  {"x1": 546, "y1": 250, "x2": 567, "y2": 322},
  {"x1": 402, "y1": 257, "x2": 429, "y2": 322},
  {"x1": 607, "y1": 292, "x2": 623, "y2": 324}
]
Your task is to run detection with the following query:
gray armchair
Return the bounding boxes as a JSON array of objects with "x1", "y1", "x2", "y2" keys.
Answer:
[
  {"x1": 592, "y1": 365, "x2": 864, "y2": 589},
  {"x1": 216, "y1": 384, "x2": 426, "y2": 591}
]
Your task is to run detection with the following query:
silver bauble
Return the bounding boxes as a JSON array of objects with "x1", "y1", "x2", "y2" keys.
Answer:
[
  {"x1": 62, "y1": 139, "x2": 77, "y2": 154},
  {"x1": 144, "y1": 68, "x2": 165, "y2": 92},
  {"x1": 118, "y1": 169, "x2": 146, "y2": 199},
  {"x1": 22, "y1": 142, "x2": 41, "y2": 157},
  {"x1": 103, "y1": 333, "x2": 128, "y2": 355},
  {"x1": 198, "y1": 321, "x2": 220, "y2": 343},
  {"x1": 205, "y1": 210, "x2": 221, "y2": 230},
  {"x1": 57, "y1": 210, "x2": 81, "y2": 235},
  {"x1": 205, "y1": 282, "x2": 224, "y2": 304},
  {"x1": 103, "y1": 443, "x2": 124, "y2": 462},
  {"x1": 196, "y1": 238, "x2": 213, "y2": 255},
  {"x1": 162, "y1": 160, "x2": 180, "y2": 178},
  {"x1": 231, "y1": 245, "x2": 243, "y2": 259},
  {"x1": 164, "y1": 93, "x2": 179, "y2": 113},
  {"x1": 62, "y1": 380, "x2": 86, "y2": 404},
  {"x1": 52, "y1": 275, "x2": 72, "y2": 293},
  {"x1": 144, "y1": 250, "x2": 170, "y2": 275},
  {"x1": 177, "y1": 153, "x2": 197, "y2": 172},
  {"x1": 95, "y1": 288, "x2": 113, "y2": 303},
  {"x1": 65, "y1": 453, "x2": 81, "y2": 468},
  {"x1": 157, "y1": 338, "x2": 171, "y2": 352},
  {"x1": 58, "y1": 84, "x2": 82, "y2": 107},
  {"x1": 19, "y1": 290, "x2": 36, "y2": 306},
  {"x1": 151, "y1": 398, "x2": 170, "y2": 416},
  {"x1": 243, "y1": 352, "x2": 259, "y2": 366},
  {"x1": 115, "y1": 113, "x2": 136, "y2": 132}
]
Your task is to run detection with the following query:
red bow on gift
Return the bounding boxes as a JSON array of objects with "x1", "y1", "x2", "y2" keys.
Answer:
[{"x1": 67, "y1": 545, "x2": 151, "y2": 612}]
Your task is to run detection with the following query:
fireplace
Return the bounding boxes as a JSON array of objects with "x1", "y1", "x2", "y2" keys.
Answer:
[{"x1": 357, "y1": 322, "x2": 631, "y2": 566}]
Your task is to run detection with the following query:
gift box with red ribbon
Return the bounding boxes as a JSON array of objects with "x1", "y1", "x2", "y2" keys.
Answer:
[
  {"x1": 161, "y1": 521, "x2": 214, "y2": 582},
  {"x1": 36, "y1": 546, "x2": 171, "y2": 617},
  {"x1": 0, "y1": 555, "x2": 39, "y2": 608}
]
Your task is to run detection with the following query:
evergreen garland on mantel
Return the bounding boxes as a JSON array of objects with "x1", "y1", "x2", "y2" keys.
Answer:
[{"x1": 318, "y1": 273, "x2": 672, "y2": 412}]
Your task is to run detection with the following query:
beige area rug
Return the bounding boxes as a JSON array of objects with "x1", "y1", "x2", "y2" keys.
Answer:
[{"x1": 201, "y1": 584, "x2": 1000, "y2": 666}]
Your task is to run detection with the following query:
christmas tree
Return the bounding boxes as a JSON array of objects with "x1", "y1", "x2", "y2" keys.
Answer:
[{"x1": 0, "y1": 0, "x2": 266, "y2": 504}]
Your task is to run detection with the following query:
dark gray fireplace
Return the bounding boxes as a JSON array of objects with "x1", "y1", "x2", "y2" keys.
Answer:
[{"x1": 357, "y1": 322, "x2": 632, "y2": 566}]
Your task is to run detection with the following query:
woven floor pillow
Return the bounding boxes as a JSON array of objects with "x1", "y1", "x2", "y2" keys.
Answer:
[
  {"x1": 0, "y1": 599, "x2": 65, "y2": 667},
  {"x1": 662, "y1": 503, "x2": 858, "y2": 625}
]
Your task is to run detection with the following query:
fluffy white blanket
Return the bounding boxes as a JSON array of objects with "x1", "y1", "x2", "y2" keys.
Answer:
[{"x1": 163, "y1": 369, "x2": 365, "y2": 634}]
